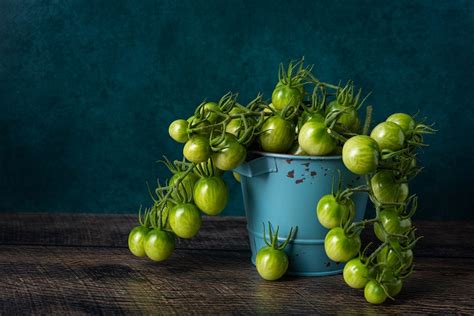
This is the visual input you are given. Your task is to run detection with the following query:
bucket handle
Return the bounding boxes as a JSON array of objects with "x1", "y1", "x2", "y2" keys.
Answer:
[{"x1": 233, "y1": 157, "x2": 278, "y2": 178}]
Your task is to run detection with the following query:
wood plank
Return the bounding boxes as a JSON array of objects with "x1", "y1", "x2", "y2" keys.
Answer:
[
  {"x1": 0, "y1": 213, "x2": 248, "y2": 251},
  {"x1": 1, "y1": 245, "x2": 473, "y2": 315},
  {"x1": 1, "y1": 214, "x2": 473, "y2": 258}
]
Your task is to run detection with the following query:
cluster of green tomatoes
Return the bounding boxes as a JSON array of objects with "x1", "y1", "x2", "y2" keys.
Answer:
[
  {"x1": 128, "y1": 58, "x2": 435, "y2": 304},
  {"x1": 318, "y1": 112, "x2": 435, "y2": 304}
]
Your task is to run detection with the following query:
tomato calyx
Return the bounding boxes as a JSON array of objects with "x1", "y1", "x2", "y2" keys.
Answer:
[
  {"x1": 299, "y1": 84, "x2": 327, "y2": 123},
  {"x1": 193, "y1": 92, "x2": 239, "y2": 125},
  {"x1": 262, "y1": 222, "x2": 297, "y2": 251},
  {"x1": 194, "y1": 157, "x2": 219, "y2": 178},
  {"x1": 276, "y1": 58, "x2": 311, "y2": 91},
  {"x1": 371, "y1": 256, "x2": 415, "y2": 302},
  {"x1": 157, "y1": 156, "x2": 186, "y2": 173},
  {"x1": 205, "y1": 97, "x2": 268, "y2": 151},
  {"x1": 335, "y1": 81, "x2": 371, "y2": 111},
  {"x1": 374, "y1": 208, "x2": 413, "y2": 242},
  {"x1": 404, "y1": 115, "x2": 437, "y2": 143},
  {"x1": 134, "y1": 205, "x2": 152, "y2": 229},
  {"x1": 330, "y1": 174, "x2": 368, "y2": 239}
]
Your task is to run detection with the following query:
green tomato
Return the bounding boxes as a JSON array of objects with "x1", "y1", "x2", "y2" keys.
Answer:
[
  {"x1": 232, "y1": 172, "x2": 241, "y2": 182},
  {"x1": 381, "y1": 269, "x2": 403, "y2": 297},
  {"x1": 194, "y1": 159, "x2": 223, "y2": 177},
  {"x1": 300, "y1": 111, "x2": 325, "y2": 126},
  {"x1": 187, "y1": 116, "x2": 212, "y2": 135},
  {"x1": 128, "y1": 226, "x2": 150, "y2": 257},
  {"x1": 271, "y1": 83, "x2": 303, "y2": 111},
  {"x1": 212, "y1": 134, "x2": 247, "y2": 171},
  {"x1": 229, "y1": 105, "x2": 246, "y2": 115},
  {"x1": 225, "y1": 118, "x2": 243, "y2": 137},
  {"x1": 168, "y1": 119, "x2": 189, "y2": 143},
  {"x1": 364, "y1": 280, "x2": 387, "y2": 304},
  {"x1": 371, "y1": 171, "x2": 409, "y2": 204},
  {"x1": 316, "y1": 195, "x2": 355, "y2": 229},
  {"x1": 327, "y1": 101, "x2": 360, "y2": 132},
  {"x1": 193, "y1": 176, "x2": 228, "y2": 215},
  {"x1": 342, "y1": 135, "x2": 380, "y2": 175},
  {"x1": 377, "y1": 243, "x2": 413, "y2": 270},
  {"x1": 183, "y1": 135, "x2": 211, "y2": 163},
  {"x1": 374, "y1": 209, "x2": 412, "y2": 241},
  {"x1": 324, "y1": 227, "x2": 361, "y2": 262},
  {"x1": 255, "y1": 246, "x2": 289, "y2": 281},
  {"x1": 343, "y1": 258, "x2": 370, "y2": 289},
  {"x1": 161, "y1": 205, "x2": 172, "y2": 229},
  {"x1": 263, "y1": 105, "x2": 274, "y2": 114},
  {"x1": 385, "y1": 278, "x2": 403, "y2": 297},
  {"x1": 370, "y1": 121, "x2": 405, "y2": 151},
  {"x1": 226, "y1": 116, "x2": 256, "y2": 138},
  {"x1": 169, "y1": 203, "x2": 202, "y2": 239},
  {"x1": 144, "y1": 229, "x2": 175, "y2": 262},
  {"x1": 386, "y1": 113, "x2": 415, "y2": 134},
  {"x1": 150, "y1": 202, "x2": 174, "y2": 229},
  {"x1": 298, "y1": 120, "x2": 336, "y2": 156},
  {"x1": 203, "y1": 102, "x2": 221, "y2": 123},
  {"x1": 259, "y1": 116, "x2": 295, "y2": 153},
  {"x1": 169, "y1": 171, "x2": 199, "y2": 200}
]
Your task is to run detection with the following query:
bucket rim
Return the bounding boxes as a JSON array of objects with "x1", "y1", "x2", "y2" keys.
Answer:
[{"x1": 250, "y1": 151, "x2": 342, "y2": 161}]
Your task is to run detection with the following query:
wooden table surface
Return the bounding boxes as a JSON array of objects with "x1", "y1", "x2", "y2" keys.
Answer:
[{"x1": 1, "y1": 213, "x2": 473, "y2": 315}]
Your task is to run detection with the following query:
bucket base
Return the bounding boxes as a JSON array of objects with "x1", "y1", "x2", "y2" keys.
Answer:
[{"x1": 250, "y1": 257, "x2": 343, "y2": 277}]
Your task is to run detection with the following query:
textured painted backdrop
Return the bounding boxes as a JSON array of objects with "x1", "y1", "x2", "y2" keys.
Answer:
[{"x1": 1, "y1": 0, "x2": 473, "y2": 219}]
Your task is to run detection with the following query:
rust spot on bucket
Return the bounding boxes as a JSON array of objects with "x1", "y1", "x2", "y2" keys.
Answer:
[
  {"x1": 295, "y1": 178, "x2": 305, "y2": 184},
  {"x1": 325, "y1": 262, "x2": 331, "y2": 267},
  {"x1": 286, "y1": 159, "x2": 293, "y2": 164},
  {"x1": 287, "y1": 170, "x2": 295, "y2": 178},
  {"x1": 310, "y1": 171, "x2": 317, "y2": 177},
  {"x1": 302, "y1": 162, "x2": 310, "y2": 167}
]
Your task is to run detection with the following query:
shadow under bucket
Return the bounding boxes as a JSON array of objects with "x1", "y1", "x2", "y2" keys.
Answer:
[{"x1": 234, "y1": 151, "x2": 368, "y2": 276}]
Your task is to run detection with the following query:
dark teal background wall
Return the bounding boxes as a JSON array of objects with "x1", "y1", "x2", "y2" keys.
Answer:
[{"x1": 1, "y1": 0, "x2": 473, "y2": 219}]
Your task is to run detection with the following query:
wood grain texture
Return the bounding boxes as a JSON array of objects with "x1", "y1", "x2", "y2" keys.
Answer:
[
  {"x1": 1, "y1": 214, "x2": 473, "y2": 314},
  {"x1": 0, "y1": 213, "x2": 249, "y2": 250},
  {"x1": 1, "y1": 214, "x2": 473, "y2": 257},
  {"x1": 1, "y1": 246, "x2": 473, "y2": 315}
]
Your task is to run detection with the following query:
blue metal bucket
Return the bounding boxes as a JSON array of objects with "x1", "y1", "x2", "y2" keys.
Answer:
[{"x1": 234, "y1": 152, "x2": 368, "y2": 276}]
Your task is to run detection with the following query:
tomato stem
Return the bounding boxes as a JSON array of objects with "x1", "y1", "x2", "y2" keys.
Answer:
[
  {"x1": 366, "y1": 241, "x2": 388, "y2": 265},
  {"x1": 327, "y1": 128, "x2": 348, "y2": 143},
  {"x1": 362, "y1": 105, "x2": 373, "y2": 135}
]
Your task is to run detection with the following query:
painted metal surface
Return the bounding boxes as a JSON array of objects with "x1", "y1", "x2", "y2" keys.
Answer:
[{"x1": 234, "y1": 152, "x2": 368, "y2": 276}]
